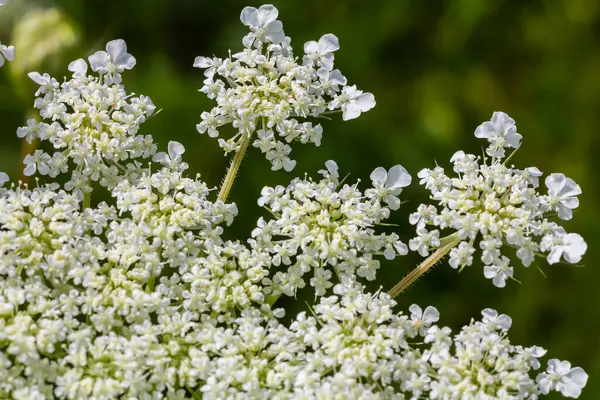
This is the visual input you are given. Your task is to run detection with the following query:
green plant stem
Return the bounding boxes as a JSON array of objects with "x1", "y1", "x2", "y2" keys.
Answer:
[
  {"x1": 217, "y1": 133, "x2": 252, "y2": 202},
  {"x1": 83, "y1": 191, "x2": 91, "y2": 209},
  {"x1": 388, "y1": 233, "x2": 460, "y2": 298},
  {"x1": 146, "y1": 276, "x2": 156, "y2": 293}
]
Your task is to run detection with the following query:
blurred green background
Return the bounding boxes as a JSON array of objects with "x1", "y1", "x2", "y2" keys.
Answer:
[{"x1": 1, "y1": 0, "x2": 599, "y2": 398}]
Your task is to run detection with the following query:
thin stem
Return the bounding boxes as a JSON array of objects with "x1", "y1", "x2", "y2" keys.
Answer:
[
  {"x1": 388, "y1": 233, "x2": 460, "y2": 298},
  {"x1": 217, "y1": 133, "x2": 252, "y2": 202},
  {"x1": 146, "y1": 276, "x2": 156, "y2": 293},
  {"x1": 83, "y1": 181, "x2": 91, "y2": 209}
]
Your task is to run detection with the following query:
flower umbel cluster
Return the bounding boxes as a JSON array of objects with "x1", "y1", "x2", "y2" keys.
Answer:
[
  {"x1": 18, "y1": 39, "x2": 156, "y2": 199},
  {"x1": 253, "y1": 161, "x2": 411, "y2": 296},
  {"x1": 0, "y1": 4, "x2": 590, "y2": 400},
  {"x1": 161, "y1": 282, "x2": 588, "y2": 399},
  {"x1": 193, "y1": 4, "x2": 375, "y2": 171},
  {"x1": 410, "y1": 112, "x2": 587, "y2": 287}
]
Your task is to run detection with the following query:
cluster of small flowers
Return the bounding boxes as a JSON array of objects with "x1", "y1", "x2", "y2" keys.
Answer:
[
  {"x1": 0, "y1": 4, "x2": 590, "y2": 399},
  {"x1": 193, "y1": 4, "x2": 375, "y2": 171},
  {"x1": 252, "y1": 160, "x2": 411, "y2": 296},
  {"x1": 410, "y1": 112, "x2": 587, "y2": 287},
  {"x1": 0, "y1": 144, "x2": 275, "y2": 399},
  {"x1": 143, "y1": 282, "x2": 587, "y2": 399},
  {"x1": 17, "y1": 39, "x2": 157, "y2": 199}
]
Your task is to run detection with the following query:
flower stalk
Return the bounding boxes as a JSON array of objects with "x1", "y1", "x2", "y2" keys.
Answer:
[
  {"x1": 217, "y1": 133, "x2": 252, "y2": 202},
  {"x1": 388, "y1": 233, "x2": 460, "y2": 298}
]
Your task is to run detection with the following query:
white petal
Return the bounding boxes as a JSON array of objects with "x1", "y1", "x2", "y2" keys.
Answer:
[
  {"x1": 559, "y1": 177, "x2": 582, "y2": 197},
  {"x1": 422, "y1": 306, "x2": 440, "y2": 323},
  {"x1": 264, "y1": 20, "x2": 285, "y2": 44},
  {"x1": 354, "y1": 92, "x2": 376, "y2": 112},
  {"x1": 450, "y1": 150, "x2": 466, "y2": 162},
  {"x1": 491, "y1": 111, "x2": 515, "y2": 125},
  {"x1": 240, "y1": 6, "x2": 259, "y2": 27},
  {"x1": 0, "y1": 172, "x2": 9, "y2": 185},
  {"x1": 563, "y1": 233, "x2": 586, "y2": 264},
  {"x1": 385, "y1": 195, "x2": 401, "y2": 210},
  {"x1": 557, "y1": 204, "x2": 573, "y2": 220},
  {"x1": 1, "y1": 45, "x2": 15, "y2": 61},
  {"x1": 193, "y1": 56, "x2": 212, "y2": 68},
  {"x1": 257, "y1": 4, "x2": 279, "y2": 26},
  {"x1": 526, "y1": 166, "x2": 543, "y2": 176},
  {"x1": 318, "y1": 34, "x2": 340, "y2": 53},
  {"x1": 27, "y1": 72, "x2": 46, "y2": 85},
  {"x1": 409, "y1": 304, "x2": 423, "y2": 318},
  {"x1": 481, "y1": 308, "x2": 498, "y2": 320},
  {"x1": 68, "y1": 58, "x2": 88, "y2": 76},
  {"x1": 545, "y1": 173, "x2": 566, "y2": 194},
  {"x1": 152, "y1": 152, "x2": 168, "y2": 162},
  {"x1": 474, "y1": 121, "x2": 496, "y2": 139},
  {"x1": 386, "y1": 165, "x2": 411, "y2": 188},
  {"x1": 304, "y1": 40, "x2": 319, "y2": 54},
  {"x1": 370, "y1": 167, "x2": 387, "y2": 186},
  {"x1": 23, "y1": 163, "x2": 36, "y2": 176},
  {"x1": 168, "y1": 141, "x2": 185, "y2": 159},
  {"x1": 342, "y1": 103, "x2": 362, "y2": 121},
  {"x1": 88, "y1": 51, "x2": 109, "y2": 72},
  {"x1": 106, "y1": 39, "x2": 127, "y2": 62},
  {"x1": 325, "y1": 160, "x2": 338, "y2": 174}
]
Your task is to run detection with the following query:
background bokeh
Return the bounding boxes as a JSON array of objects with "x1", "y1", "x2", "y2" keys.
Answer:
[{"x1": 1, "y1": 0, "x2": 599, "y2": 397}]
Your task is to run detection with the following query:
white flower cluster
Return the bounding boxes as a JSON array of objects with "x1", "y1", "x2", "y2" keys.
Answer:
[
  {"x1": 193, "y1": 4, "x2": 375, "y2": 171},
  {"x1": 410, "y1": 112, "x2": 587, "y2": 287},
  {"x1": 253, "y1": 160, "x2": 411, "y2": 296},
  {"x1": 17, "y1": 39, "x2": 156, "y2": 199},
  {"x1": 133, "y1": 281, "x2": 586, "y2": 399},
  {"x1": 0, "y1": 152, "x2": 273, "y2": 399},
  {"x1": 0, "y1": 4, "x2": 590, "y2": 399}
]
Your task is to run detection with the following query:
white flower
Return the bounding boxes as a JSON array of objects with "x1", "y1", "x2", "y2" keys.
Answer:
[
  {"x1": 410, "y1": 113, "x2": 586, "y2": 287},
  {"x1": 303, "y1": 34, "x2": 340, "y2": 70},
  {"x1": 0, "y1": 41, "x2": 15, "y2": 67},
  {"x1": 409, "y1": 228, "x2": 440, "y2": 257},
  {"x1": 448, "y1": 242, "x2": 475, "y2": 269},
  {"x1": 474, "y1": 111, "x2": 522, "y2": 157},
  {"x1": 545, "y1": 173, "x2": 581, "y2": 220},
  {"x1": 369, "y1": 165, "x2": 411, "y2": 210},
  {"x1": 481, "y1": 308, "x2": 512, "y2": 331},
  {"x1": 153, "y1": 141, "x2": 186, "y2": 170},
  {"x1": 536, "y1": 359, "x2": 588, "y2": 398},
  {"x1": 483, "y1": 256, "x2": 513, "y2": 288},
  {"x1": 240, "y1": 4, "x2": 285, "y2": 44},
  {"x1": 408, "y1": 304, "x2": 440, "y2": 336},
  {"x1": 317, "y1": 159, "x2": 339, "y2": 181},
  {"x1": 331, "y1": 85, "x2": 376, "y2": 121},
  {"x1": 88, "y1": 39, "x2": 136, "y2": 76},
  {"x1": 545, "y1": 232, "x2": 587, "y2": 265},
  {"x1": 193, "y1": 5, "x2": 375, "y2": 171},
  {"x1": 523, "y1": 166, "x2": 543, "y2": 187},
  {"x1": 23, "y1": 150, "x2": 51, "y2": 176}
]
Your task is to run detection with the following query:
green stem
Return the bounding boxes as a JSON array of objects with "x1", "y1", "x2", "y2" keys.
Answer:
[
  {"x1": 217, "y1": 133, "x2": 252, "y2": 202},
  {"x1": 146, "y1": 276, "x2": 156, "y2": 293},
  {"x1": 388, "y1": 233, "x2": 460, "y2": 298},
  {"x1": 83, "y1": 191, "x2": 91, "y2": 209}
]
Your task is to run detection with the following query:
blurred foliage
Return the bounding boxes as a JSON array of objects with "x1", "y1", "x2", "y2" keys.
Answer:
[{"x1": 1, "y1": 1, "x2": 599, "y2": 397}]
